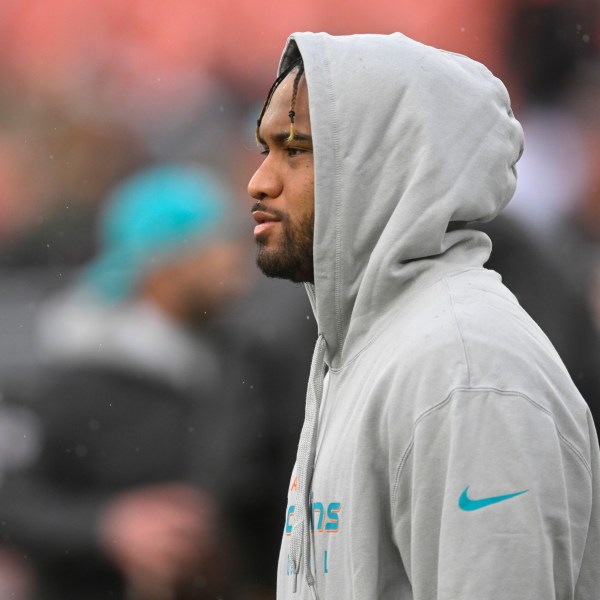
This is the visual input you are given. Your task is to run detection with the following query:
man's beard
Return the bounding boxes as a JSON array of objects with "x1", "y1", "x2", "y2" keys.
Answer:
[{"x1": 254, "y1": 206, "x2": 314, "y2": 284}]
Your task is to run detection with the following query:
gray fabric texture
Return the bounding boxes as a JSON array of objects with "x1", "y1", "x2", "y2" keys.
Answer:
[{"x1": 276, "y1": 32, "x2": 600, "y2": 599}]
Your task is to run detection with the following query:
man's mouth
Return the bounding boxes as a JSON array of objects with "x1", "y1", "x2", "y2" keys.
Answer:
[{"x1": 252, "y1": 210, "x2": 281, "y2": 237}]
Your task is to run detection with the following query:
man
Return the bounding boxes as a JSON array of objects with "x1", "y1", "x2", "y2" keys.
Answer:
[
  {"x1": 248, "y1": 33, "x2": 600, "y2": 599},
  {"x1": 0, "y1": 163, "x2": 249, "y2": 600}
]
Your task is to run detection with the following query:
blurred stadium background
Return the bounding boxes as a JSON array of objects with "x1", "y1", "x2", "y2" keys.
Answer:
[
  {"x1": 0, "y1": 0, "x2": 598, "y2": 258},
  {"x1": 0, "y1": 1, "x2": 599, "y2": 598}
]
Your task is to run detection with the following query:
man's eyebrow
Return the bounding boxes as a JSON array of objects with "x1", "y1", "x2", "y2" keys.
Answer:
[{"x1": 257, "y1": 131, "x2": 313, "y2": 145}]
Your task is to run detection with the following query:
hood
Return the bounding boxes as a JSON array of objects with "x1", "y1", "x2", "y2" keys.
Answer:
[{"x1": 279, "y1": 33, "x2": 524, "y2": 368}]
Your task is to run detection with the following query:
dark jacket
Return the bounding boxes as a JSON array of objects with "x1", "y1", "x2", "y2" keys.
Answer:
[
  {"x1": 0, "y1": 295, "x2": 227, "y2": 600},
  {"x1": 0, "y1": 365, "x2": 201, "y2": 600}
]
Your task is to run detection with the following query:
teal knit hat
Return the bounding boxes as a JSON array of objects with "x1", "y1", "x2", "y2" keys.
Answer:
[{"x1": 79, "y1": 164, "x2": 237, "y2": 302}]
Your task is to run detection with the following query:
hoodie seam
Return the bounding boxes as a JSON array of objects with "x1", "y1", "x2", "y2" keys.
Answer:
[
  {"x1": 391, "y1": 385, "x2": 593, "y2": 515},
  {"x1": 444, "y1": 277, "x2": 472, "y2": 386},
  {"x1": 322, "y1": 42, "x2": 345, "y2": 354}
]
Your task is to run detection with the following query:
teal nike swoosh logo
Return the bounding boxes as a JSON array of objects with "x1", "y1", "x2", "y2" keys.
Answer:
[{"x1": 459, "y1": 486, "x2": 529, "y2": 511}]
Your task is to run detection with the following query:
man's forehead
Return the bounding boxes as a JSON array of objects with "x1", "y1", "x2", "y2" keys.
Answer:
[
  {"x1": 263, "y1": 80, "x2": 293, "y2": 117},
  {"x1": 261, "y1": 74, "x2": 310, "y2": 129}
]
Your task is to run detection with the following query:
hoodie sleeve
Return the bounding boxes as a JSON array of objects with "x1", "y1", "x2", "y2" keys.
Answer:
[{"x1": 391, "y1": 387, "x2": 597, "y2": 600}]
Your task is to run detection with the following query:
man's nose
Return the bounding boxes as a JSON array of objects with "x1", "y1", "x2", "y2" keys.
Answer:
[{"x1": 247, "y1": 158, "x2": 281, "y2": 201}]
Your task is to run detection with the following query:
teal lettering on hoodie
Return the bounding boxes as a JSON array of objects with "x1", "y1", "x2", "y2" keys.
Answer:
[{"x1": 284, "y1": 499, "x2": 342, "y2": 536}]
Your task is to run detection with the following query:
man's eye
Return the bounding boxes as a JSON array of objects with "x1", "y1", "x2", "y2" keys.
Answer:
[
  {"x1": 260, "y1": 148, "x2": 269, "y2": 156},
  {"x1": 286, "y1": 147, "x2": 304, "y2": 157}
]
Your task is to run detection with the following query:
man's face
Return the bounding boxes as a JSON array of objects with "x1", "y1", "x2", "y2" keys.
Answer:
[{"x1": 248, "y1": 70, "x2": 314, "y2": 283}]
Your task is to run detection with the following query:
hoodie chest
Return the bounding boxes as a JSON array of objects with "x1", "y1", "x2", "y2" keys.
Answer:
[{"x1": 279, "y1": 366, "x2": 409, "y2": 596}]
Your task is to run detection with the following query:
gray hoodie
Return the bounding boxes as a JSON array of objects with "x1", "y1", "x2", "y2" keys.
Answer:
[{"x1": 275, "y1": 33, "x2": 600, "y2": 599}]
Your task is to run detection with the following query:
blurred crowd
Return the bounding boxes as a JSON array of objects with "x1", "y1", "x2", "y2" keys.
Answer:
[{"x1": 0, "y1": 1, "x2": 599, "y2": 598}]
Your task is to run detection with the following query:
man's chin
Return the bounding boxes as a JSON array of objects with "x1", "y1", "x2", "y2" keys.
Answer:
[
  {"x1": 255, "y1": 246, "x2": 313, "y2": 284},
  {"x1": 255, "y1": 247, "x2": 292, "y2": 280}
]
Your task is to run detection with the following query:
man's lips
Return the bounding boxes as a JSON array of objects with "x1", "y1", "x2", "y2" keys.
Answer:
[{"x1": 252, "y1": 210, "x2": 280, "y2": 237}]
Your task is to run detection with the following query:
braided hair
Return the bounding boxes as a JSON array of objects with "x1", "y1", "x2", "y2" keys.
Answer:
[{"x1": 256, "y1": 57, "x2": 305, "y2": 143}]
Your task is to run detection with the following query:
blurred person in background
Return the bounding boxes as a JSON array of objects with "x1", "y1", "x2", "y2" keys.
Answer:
[
  {"x1": 0, "y1": 163, "x2": 250, "y2": 600},
  {"x1": 497, "y1": 0, "x2": 599, "y2": 232},
  {"x1": 549, "y1": 62, "x2": 600, "y2": 327}
]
